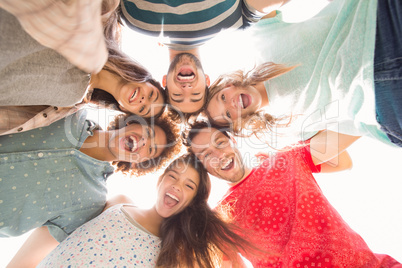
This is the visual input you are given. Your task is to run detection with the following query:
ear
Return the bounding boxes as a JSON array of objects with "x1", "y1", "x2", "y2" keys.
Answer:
[
  {"x1": 162, "y1": 75, "x2": 167, "y2": 88},
  {"x1": 205, "y1": 74, "x2": 210, "y2": 86}
]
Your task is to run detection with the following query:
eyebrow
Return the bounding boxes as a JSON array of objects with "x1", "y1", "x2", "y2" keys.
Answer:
[
  {"x1": 153, "y1": 91, "x2": 159, "y2": 103},
  {"x1": 170, "y1": 170, "x2": 198, "y2": 189},
  {"x1": 150, "y1": 127, "x2": 157, "y2": 157},
  {"x1": 144, "y1": 91, "x2": 160, "y2": 117},
  {"x1": 144, "y1": 107, "x2": 151, "y2": 116},
  {"x1": 171, "y1": 97, "x2": 184, "y2": 103},
  {"x1": 190, "y1": 97, "x2": 203, "y2": 103}
]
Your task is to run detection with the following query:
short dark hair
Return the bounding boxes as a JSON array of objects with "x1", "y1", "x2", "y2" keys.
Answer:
[{"x1": 182, "y1": 120, "x2": 231, "y2": 151}]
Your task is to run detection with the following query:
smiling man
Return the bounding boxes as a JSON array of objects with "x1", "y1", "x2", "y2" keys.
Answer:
[
  {"x1": 183, "y1": 121, "x2": 400, "y2": 267},
  {"x1": 163, "y1": 52, "x2": 210, "y2": 115},
  {"x1": 119, "y1": 0, "x2": 285, "y2": 116}
]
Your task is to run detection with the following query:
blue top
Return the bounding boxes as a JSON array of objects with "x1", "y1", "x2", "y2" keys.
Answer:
[
  {"x1": 120, "y1": 0, "x2": 264, "y2": 50},
  {"x1": 249, "y1": 0, "x2": 394, "y2": 146},
  {"x1": 0, "y1": 110, "x2": 114, "y2": 242}
]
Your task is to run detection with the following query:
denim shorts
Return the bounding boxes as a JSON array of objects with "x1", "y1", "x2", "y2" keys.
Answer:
[{"x1": 374, "y1": 0, "x2": 402, "y2": 147}]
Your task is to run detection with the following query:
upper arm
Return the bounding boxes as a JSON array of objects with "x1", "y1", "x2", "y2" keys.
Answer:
[
  {"x1": 319, "y1": 150, "x2": 353, "y2": 173},
  {"x1": 7, "y1": 226, "x2": 59, "y2": 268},
  {"x1": 309, "y1": 130, "x2": 360, "y2": 166},
  {"x1": 245, "y1": 0, "x2": 290, "y2": 14}
]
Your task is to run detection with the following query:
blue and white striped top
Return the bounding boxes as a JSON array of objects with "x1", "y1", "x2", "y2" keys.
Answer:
[{"x1": 120, "y1": 0, "x2": 264, "y2": 50}]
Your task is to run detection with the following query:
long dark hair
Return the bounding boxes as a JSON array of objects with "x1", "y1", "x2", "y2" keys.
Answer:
[
  {"x1": 157, "y1": 153, "x2": 261, "y2": 267},
  {"x1": 91, "y1": 6, "x2": 167, "y2": 117},
  {"x1": 205, "y1": 62, "x2": 296, "y2": 139},
  {"x1": 90, "y1": 46, "x2": 167, "y2": 118},
  {"x1": 107, "y1": 113, "x2": 181, "y2": 177}
]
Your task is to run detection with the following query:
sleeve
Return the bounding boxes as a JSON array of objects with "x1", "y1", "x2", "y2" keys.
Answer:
[
  {"x1": 0, "y1": 0, "x2": 107, "y2": 73},
  {"x1": 242, "y1": 0, "x2": 267, "y2": 26},
  {"x1": 299, "y1": 139, "x2": 322, "y2": 173}
]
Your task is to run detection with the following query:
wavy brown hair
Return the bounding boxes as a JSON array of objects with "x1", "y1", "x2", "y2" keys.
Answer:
[
  {"x1": 90, "y1": 46, "x2": 167, "y2": 118},
  {"x1": 107, "y1": 112, "x2": 181, "y2": 176},
  {"x1": 90, "y1": 4, "x2": 167, "y2": 117},
  {"x1": 157, "y1": 153, "x2": 262, "y2": 267},
  {"x1": 205, "y1": 62, "x2": 296, "y2": 140}
]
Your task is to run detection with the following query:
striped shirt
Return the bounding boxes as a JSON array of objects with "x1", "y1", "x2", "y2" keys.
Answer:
[{"x1": 120, "y1": 0, "x2": 265, "y2": 50}]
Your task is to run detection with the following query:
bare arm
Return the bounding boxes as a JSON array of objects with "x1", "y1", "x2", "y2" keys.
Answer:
[
  {"x1": 245, "y1": 0, "x2": 290, "y2": 14},
  {"x1": 309, "y1": 130, "x2": 360, "y2": 172},
  {"x1": 319, "y1": 150, "x2": 353, "y2": 173},
  {"x1": 7, "y1": 226, "x2": 59, "y2": 268}
]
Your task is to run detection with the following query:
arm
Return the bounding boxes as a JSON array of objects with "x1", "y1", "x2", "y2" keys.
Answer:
[
  {"x1": 7, "y1": 226, "x2": 59, "y2": 268},
  {"x1": 245, "y1": 0, "x2": 290, "y2": 14},
  {"x1": 0, "y1": 0, "x2": 107, "y2": 73},
  {"x1": 309, "y1": 130, "x2": 359, "y2": 171},
  {"x1": 319, "y1": 150, "x2": 353, "y2": 173}
]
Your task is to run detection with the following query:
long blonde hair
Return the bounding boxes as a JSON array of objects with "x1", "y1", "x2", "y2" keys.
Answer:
[{"x1": 206, "y1": 62, "x2": 297, "y2": 140}]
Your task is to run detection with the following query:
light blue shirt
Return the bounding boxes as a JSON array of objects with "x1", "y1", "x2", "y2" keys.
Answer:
[
  {"x1": 0, "y1": 110, "x2": 114, "y2": 241},
  {"x1": 250, "y1": 0, "x2": 394, "y2": 146}
]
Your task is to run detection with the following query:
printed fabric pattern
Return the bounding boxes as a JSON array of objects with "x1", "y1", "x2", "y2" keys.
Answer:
[
  {"x1": 217, "y1": 147, "x2": 401, "y2": 267},
  {"x1": 38, "y1": 204, "x2": 161, "y2": 267}
]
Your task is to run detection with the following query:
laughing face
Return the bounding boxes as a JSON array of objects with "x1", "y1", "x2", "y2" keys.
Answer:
[
  {"x1": 108, "y1": 123, "x2": 167, "y2": 163},
  {"x1": 206, "y1": 84, "x2": 262, "y2": 126},
  {"x1": 190, "y1": 127, "x2": 245, "y2": 183},
  {"x1": 117, "y1": 81, "x2": 165, "y2": 118},
  {"x1": 155, "y1": 162, "x2": 199, "y2": 218},
  {"x1": 163, "y1": 53, "x2": 210, "y2": 114}
]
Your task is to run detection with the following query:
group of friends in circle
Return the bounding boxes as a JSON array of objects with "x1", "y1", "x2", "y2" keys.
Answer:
[{"x1": 0, "y1": 0, "x2": 401, "y2": 267}]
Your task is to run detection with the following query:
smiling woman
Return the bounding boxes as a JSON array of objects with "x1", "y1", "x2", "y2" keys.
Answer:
[
  {"x1": 0, "y1": 108, "x2": 181, "y2": 247},
  {"x1": 89, "y1": 46, "x2": 167, "y2": 118},
  {"x1": 106, "y1": 112, "x2": 182, "y2": 176}
]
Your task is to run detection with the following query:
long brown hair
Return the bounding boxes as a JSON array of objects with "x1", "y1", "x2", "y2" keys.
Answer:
[
  {"x1": 157, "y1": 153, "x2": 261, "y2": 267},
  {"x1": 90, "y1": 46, "x2": 167, "y2": 118},
  {"x1": 91, "y1": 5, "x2": 167, "y2": 117},
  {"x1": 205, "y1": 62, "x2": 296, "y2": 140},
  {"x1": 107, "y1": 112, "x2": 181, "y2": 176}
]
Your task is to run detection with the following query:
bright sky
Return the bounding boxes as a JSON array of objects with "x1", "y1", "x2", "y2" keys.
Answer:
[{"x1": 1, "y1": 2, "x2": 402, "y2": 266}]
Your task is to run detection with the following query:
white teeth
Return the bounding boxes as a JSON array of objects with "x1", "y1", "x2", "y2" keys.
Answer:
[
  {"x1": 166, "y1": 193, "x2": 179, "y2": 202},
  {"x1": 130, "y1": 89, "x2": 138, "y2": 101},
  {"x1": 130, "y1": 136, "x2": 137, "y2": 152},
  {"x1": 221, "y1": 158, "x2": 233, "y2": 170},
  {"x1": 239, "y1": 95, "x2": 244, "y2": 109},
  {"x1": 177, "y1": 74, "x2": 195, "y2": 81}
]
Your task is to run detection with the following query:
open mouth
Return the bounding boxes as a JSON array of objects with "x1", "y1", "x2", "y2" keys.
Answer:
[
  {"x1": 239, "y1": 94, "x2": 251, "y2": 109},
  {"x1": 164, "y1": 192, "x2": 179, "y2": 208},
  {"x1": 122, "y1": 135, "x2": 138, "y2": 152},
  {"x1": 129, "y1": 88, "x2": 140, "y2": 103},
  {"x1": 177, "y1": 67, "x2": 195, "y2": 82},
  {"x1": 221, "y1": 158, "x2": 234, "y2": 171}
]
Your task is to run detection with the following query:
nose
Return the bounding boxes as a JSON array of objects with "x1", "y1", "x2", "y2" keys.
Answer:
[
  {"x1": 172, "y1": 183, "x2": 181, "y2": 192},
  {"x1": 139, "y1": 96, "x2": 151, "y2": 105},
  {"x1": 227, "y1": 102, "x2": 240, "y2": 120},
  {"x1": 219, "y1": 152, "x2": 228, "y2": 161},
  {"x1": 181, "y1": 83, "x2": 192, "y2": 90}
]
